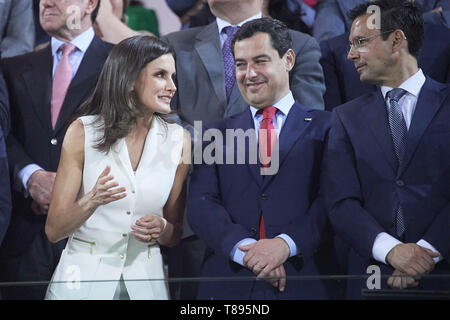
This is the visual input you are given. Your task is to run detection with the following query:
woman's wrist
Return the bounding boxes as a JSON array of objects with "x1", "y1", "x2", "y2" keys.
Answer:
[{"x1": 160, "y1": 216, "x2": 168, "y2": 233}]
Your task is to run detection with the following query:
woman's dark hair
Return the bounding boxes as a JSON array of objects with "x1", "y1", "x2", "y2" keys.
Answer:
[{"x1": 76, "y1": 35, "x2": 176, "y2": 153}]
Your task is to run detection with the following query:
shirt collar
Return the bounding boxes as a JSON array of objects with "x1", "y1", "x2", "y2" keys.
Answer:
[
  {"x1": 250, "y1": 91, "x2": 295, "y2": 118},
  {"x1": 381, "y1": 69, "x2": 426, "y2": 99},
  {"x1": 216, "y1": 12, "x2": 262, "y2": 34},
  {"x1": 51, "y1": 27, "x2": 95, "y2": 57}
]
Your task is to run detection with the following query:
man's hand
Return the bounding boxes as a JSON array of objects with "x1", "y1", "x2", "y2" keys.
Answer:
[
  {"x1": 31, "y1": 200, "x2": 47, "y2": 216},
  {"x1": 239, "y1": 238, "x2": 290, "y2": 277},
  {"x1": 27, "y1": 170, "x2": 56, "y2": 215},
  {"x1": 387, "y1": 269, "x2": 419, "y2": 289},
  {"x1": 386, "y1": 243, "x2": 438, "y2": 276},
  {"x1": 431, "y1": 7, "x2": 443, "y2": 13},
  {"x1": 264, "y1": 264, "x2": 287, "y2": 292}
]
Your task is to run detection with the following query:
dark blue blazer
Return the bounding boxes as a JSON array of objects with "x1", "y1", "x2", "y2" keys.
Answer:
[
  {"x1": 0, "y1": 127, "x2": 11, "y2": 246},
  {"x1": 325, "y1": 78, "x2": 449, "y2": 299},
  {"x1": 320, "y1": 23, "x2": 450, "y2": 110},
  {"x1": 187, "y1": 102, "x2": 341, "y2": 300},
  {"x1": 0, "y1": 61, "x2": 9, "y2": 136}
]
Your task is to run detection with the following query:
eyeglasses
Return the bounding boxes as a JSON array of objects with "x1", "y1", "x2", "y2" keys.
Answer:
[{"x1": 347, "y1": 30, "x2": 394, "y2": 54}]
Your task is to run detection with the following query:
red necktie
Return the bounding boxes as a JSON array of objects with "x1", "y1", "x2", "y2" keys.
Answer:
[
  {"x1": 303, "y1": 0, "x2": 317, "y2": 7},
  {"x1": 257, "y1": 106, "x2": 278, "y2": 239},
  {"x1": 51, "y1": 43, "x2": 76, "y2": 129}
]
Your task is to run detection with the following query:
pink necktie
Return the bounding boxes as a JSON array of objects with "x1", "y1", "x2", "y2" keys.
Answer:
[{"x1": 51, "y1": 43, "x2": 76, "y2": 129}]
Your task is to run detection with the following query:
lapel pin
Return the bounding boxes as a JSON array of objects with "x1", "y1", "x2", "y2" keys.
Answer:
[{"x1": 304, "y1": 118, "x2": 312, "y2": 122}]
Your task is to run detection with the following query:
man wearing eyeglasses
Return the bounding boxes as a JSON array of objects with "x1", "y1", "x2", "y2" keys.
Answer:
[{"x1": 325, "y1": 0, "x2": 449, "y2": 299}]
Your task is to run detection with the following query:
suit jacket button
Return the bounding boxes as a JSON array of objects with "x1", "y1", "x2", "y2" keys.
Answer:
[
  {"x1": 250, "y1": 228, "x2": 257, "y2": 236},
  {"x1": 50, "y1": 138, "x2": 57, "y2": 145},
  {"x1": 261, "y1": 194, "x2": 268, "y2": 200},
  {"x1": 396, "y1": 180, "x2": 405, "y2": 187}
]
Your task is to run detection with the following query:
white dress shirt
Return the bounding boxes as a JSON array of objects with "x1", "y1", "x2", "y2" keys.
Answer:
[
  {"x1": 372, "y1": 69, "x2": 442, "y2": 264},
  {"x1": 230, "y1": 92, "x2": 299, "y2": 266},
  {"x1": 18, "y1": 27, "x2": 95, "y2": 193}
]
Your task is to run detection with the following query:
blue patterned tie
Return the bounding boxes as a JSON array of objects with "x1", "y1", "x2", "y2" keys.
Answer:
[
  {"x1": 222, "y1": 26, "x2": 239, "y2": 102},
  {"x1": 387, "y1": 88, "x2": 407, "y2": 238}
]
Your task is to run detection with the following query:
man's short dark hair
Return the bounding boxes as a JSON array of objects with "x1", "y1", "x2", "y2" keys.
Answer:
[
  {"x1": 348, "y1": 0, "x2": 424, "y2": 58},
  {"x1": 231, "y1": 17, "x2": 292, "y2": 58}
]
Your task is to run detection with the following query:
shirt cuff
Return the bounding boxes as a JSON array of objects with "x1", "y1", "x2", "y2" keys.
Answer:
[
  {"x1": 417, "y1": 239, "x2": 442, "y2": 264},
  {"x1": 18, "y1": 164, "x2": 43, "y2": 196},
  {"x1": 276, "y1": 233, "x2": 297, "y2": 257},
  {"x1": 372, "y1": 232, "x2": 403, "y2": 265},
  {"x1": 230, "y1": 238, "x2": 257, "y2": 267}
]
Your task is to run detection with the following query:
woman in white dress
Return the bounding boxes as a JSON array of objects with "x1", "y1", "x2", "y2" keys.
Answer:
[{"x1": 44, "y1": 36, "x2": 190, "y2": 300}]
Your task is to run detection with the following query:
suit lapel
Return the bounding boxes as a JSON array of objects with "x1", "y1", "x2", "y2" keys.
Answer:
[
  {"x1": 232, "y1": 108, "x2": 262, "y2": 187},
  {"x1": 194, "y1": 22, "x2": 227, "y2": 112},
  {"x1": 226, "y1": 82, "x2": 243, "y2": 114},
  {"x1": 22, "y1": 46, "x2": 53, "y2": 132},
  {"x1": 400, "y1": 78, "x2": 446, "y2": 174},
  {"x1": 262, "y1": 102, "x2": 311, "y2": 188},
  {"x1": 364, "y1": 90, "x2": 398, "y2": 173},
  {"x1": 54, "y1": 36, "x2": 107, "y2": 133}
]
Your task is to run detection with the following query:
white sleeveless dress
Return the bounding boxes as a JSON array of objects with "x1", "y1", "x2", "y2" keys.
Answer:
[{"x1": 45, "y1": 115, "x2": 184, "y2": 300}]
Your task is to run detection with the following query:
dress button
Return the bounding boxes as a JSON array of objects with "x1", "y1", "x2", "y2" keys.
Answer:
[
  {"x1": 250, "y1": 228, "x2": 257, "y2": 236},
  {"x1": 396, "y1": 180, "x2": 405, "y2": 187},
  {"x1": 120, "y1": 254, "x2": 125, "y2": 260},
  {"x1": 50, "y1": 138, "x2": 57, "y2": 145},
  {"x1": 131, "y1": 189, "x2": 135, "y2": 194},
  {"x1": 122, "y1": 233, "x2": 127, "y2": 237},
  {"x1": 261, "y1": 194, "x2": 268, "y2": 200},
  {"x1": 126, "y1": 211, "x2": 131, "y2": 215}
]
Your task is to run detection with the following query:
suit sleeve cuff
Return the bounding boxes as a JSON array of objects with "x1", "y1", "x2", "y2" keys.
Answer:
[
  {"x1": 230, "y1": 238, "x2": 257, "y2": 267},
  {"x1": 18, "y1": 164, "x2": 43, "y2": 196},
  {"x1": 276, "y1": 233, "x2": 297, "y2": 257},
  {"x1": 372, "y1": 232, "x2": 403, "y2": 265},
  {"x1": 417, "y1": 239, "x2": 442, "y2": 264}
]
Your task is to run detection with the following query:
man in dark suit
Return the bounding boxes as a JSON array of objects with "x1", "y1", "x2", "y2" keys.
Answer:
[
  {"x1": 161, "y1": 0, "x2": 326, "y2": 299},
  {"x1": 0, "y1": 120, "x2": 11, "y2": 249},
  {"x1": 325, "y1": 0, "x2": 449, "y2": 299},
  {"x1": 313, "y1": 0, "x2": 449, "y2": 43},
  {"x1": 163, "y1": 0, "x2": 325, "y2": 127},
  {"x1": 320, "y1": 22, "x2": 450, "y2": 110},
  {"x1": 0, "y1": 60, "x2": 8, "y2": 136},
  {"x1": 0, "y1": 0, "x2": 113, "y2": 299},
  {"x1": 0, "y1": 56, "x2": 11, "y2": 251},
  {"x1": 187, "y1": 18, "x2": 339, "y2": 300}
]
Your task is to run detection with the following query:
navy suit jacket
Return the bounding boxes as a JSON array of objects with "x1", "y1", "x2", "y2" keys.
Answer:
[
  {"x1": 320, "y1": 23, "x2": 450, "y2": 110},
  {"x1": 0, "y1": 61, "x2": 9, "y2": 136},
  {"x1": 0, "y1": 36, "x2": 113, "y2": 256},
  {"x1": 0, "y1": 127, "x2": 11, "y2": 246},
  {"x1": 187, "y1": 102, "x2": 341, "y2": 299},
  {"x1": 325, "y1": 78, "x2": 449, "y2": 298}
]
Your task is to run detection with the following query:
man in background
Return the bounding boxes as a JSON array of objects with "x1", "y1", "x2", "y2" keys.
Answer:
[{"x1": 0, "y1": 0, "x2": 113, "y2": 299}]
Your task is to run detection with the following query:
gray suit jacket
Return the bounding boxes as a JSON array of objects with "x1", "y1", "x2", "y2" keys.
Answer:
[
  {"x1": 162, "y1": 21, "x2": 325, "y2": 129},
  {"x1": 0, "y1": 0, "x2": 35, "y2": 58},
  {"x1": 313, "y1": 0, "x2": 449, "y2": 43}
]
